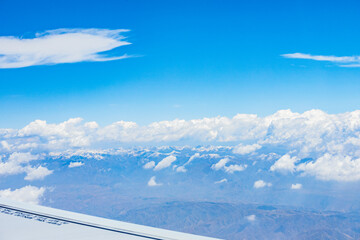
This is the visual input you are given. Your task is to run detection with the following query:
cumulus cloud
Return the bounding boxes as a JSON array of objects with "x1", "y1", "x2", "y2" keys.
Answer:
[
  {"x1": 143, "y1": 161, "x2": 155, "y2": 169},
  {"x1": 176, "y1": 166, "x2": 187, "y2": 173},
  {"x1": 176, "y1": 153, "x2": 219, "y2": 172},
  {"x1": 1, "y1": 141, "x2": 10, "y2": 151},
  {"x1": 270, "y1": 154, "x2": 299, "y2": 173},
  {"x1": 233, "y1": 143, "x2": 261, "y2": 155},
  {"x1": 296, "y1": 154, "x2": 360, "y2": 181},
  {"x1": 147, "y1": 176, "x2": 162, "y2": 187},
  {"x1": 68, "y1": 161, "x2": 85, "y2": 168},
  {"x1": 224, "y1": 164, "x2": 247, "y2": 173},
  {"x1": 0, "y1": 28, "x2": 131, "y2": 68},
  {"x1": 154, "y1": 155, "x2": 176, "y2": 171},
  {"x1": 24, "y1": 166, "x2": 53, "y2": 181},
  {"x1": 211, "y1": 158, "x2": 247, "y2": 173},
  {"x1": 254, "y1": 180, "x2": 272, "y2": 188},
  {"x1": 181, "y1": 153, "x2": 200, "y2": 168},
  {"x1": 0, "y1": 152, "x2": 53, "y2": 181},
  {"x1": 211, "y1": 158, "x2": 230, "y2": 171},
  {"x1": 291, "y1": 183, "x2": 302, "y2": 190},
  {"x1": 282, "y1": 53, "x2": 360, "y2": 67},
  {"x1": 3, "y1": 109, "x2": 360, "y2": 181},
  {"x1": 0, "y1": 186, "x2": 45, "y2": 204},
  {"x1": 0, "y1": 160, "x2": 24, "y2": 175},
  {"x1": 8, "y1": 152, "x2": 39, "y2": 163}
]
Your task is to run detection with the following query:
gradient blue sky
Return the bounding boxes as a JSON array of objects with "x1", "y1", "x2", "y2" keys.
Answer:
[{"x1": 1, "y1": 0, "x2": 360, "y2": 128}]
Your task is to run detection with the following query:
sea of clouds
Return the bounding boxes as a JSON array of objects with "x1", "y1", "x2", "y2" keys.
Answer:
[{"x1": 0, "y1": 110, "x2": 360, "y2": 202}]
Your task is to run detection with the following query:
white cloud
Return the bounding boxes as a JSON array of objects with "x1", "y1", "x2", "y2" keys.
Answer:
[
  {"x1": 68, "y1": 161, "x2": 85, "y2": 168},
  {"x1": 270, "y1": 154, "x2": 298, "y2": 173},
  {"x1": 176, "y1": 166, "x2": 187, "y2": 173},
  {"x1": 246, "y1": 214, "x2": 256, "y2": 222},
  {"x1": 8, "y1": 152, "x2": 39, "y2": 163},
  {"x1": 187, "y1": 153, "x2": 201, "y2": 163},
  {"x1": 224, "y1": 164, "x2": 247, "y2": 173},
  {"x1": 16, "y1": 118, "x2": 98, "y2": 150},
  {"x1": 24, "y1": 166, "x2": 53, "y2": 181},
  {"x1": 143, "y1": 161, "x2": 155, "y2": 169},
  {"x1": 0, "y1": 186, "x2": 45, "y2": 204},
  {"x1": 0, "y1": 152, "x2": 52, "y2": 181},
  {"x1": 211, "y1": 158, "x2": 247, "y2": 173},
  {"x1": 147, "y1": 176, "x2": 162, "y2": 187},
  {"x1": 154, "y1": 155, "x2": 176, "y2": 171},
  {"x1": 1, "y1": 141, "x2": 10, "y2": 151},
  {"x1": 296, "y1": 154, "x2": 360, "y2": 181},
  {"x1": 0, "y1": 152, "x2": 41, "y2": 177},
  {"x1": 211, "y1": 158, "x2": 230, "y2": 171},
  {"x1": 4, "y1": 109, "x2": 360, "y2": 181},
  {"x1": 0, "y1": 28, "x2": 131, "y2": 68},
  {"x1": 215, "y1": 178, "x2": 228, "y2": 184},
  {"x1": 282, "y1": 53, "x2": 360, "y2": 67},
  {"x1": 291, "y1": 183, "x2": 302, "y2": 190},
  {"x1": 233, "y1": 143, "x2": 261, "y2": 155},
  {"x1": 180, "y1": 153, "x2": 201, "y2": 169},
  {"x1": 176, "y1": 153, "x2": 218, "y2": 172},
  {"x1": 254, "y1": 180, "x2": 272, "y2": 188},
  {"x1": 0, "y1": 160, "x2": 24, "y2": 175}
]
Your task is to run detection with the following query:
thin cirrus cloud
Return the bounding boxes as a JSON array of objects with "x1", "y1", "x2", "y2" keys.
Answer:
[
  {"x1": 0, "y1": 28, "x2": 131, "y2": 68},
  {"x1": 282, "y1": 53, "x2": 360, "y2": 67}
]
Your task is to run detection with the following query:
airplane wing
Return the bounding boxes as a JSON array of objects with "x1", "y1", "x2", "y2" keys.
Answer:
[{"x1": 0, "y1": 198, "x2": 221, "y2": 240}]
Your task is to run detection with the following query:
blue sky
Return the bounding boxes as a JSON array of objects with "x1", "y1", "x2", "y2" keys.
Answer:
[{"x1": 1, "y1": 0, "x2": 360, "y2": 128}]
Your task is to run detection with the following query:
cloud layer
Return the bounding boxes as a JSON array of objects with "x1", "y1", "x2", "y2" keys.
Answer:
[
  {"x1": 282, "y1": 53, "x2": 360, "y2": 67},
  {"x1": 2, "y1": 109, "x2": 360, "y2": 181},
  {"x1": 0, "y1": 28, "x2": 131, "y2": 68}
]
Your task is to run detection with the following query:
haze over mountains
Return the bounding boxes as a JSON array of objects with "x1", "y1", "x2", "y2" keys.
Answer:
[
  {"x1": 1, "y1": 143, "x2": 360, "y2": 239},
  {"x1": 1, "y1": 110, "x2": 360, "y2": 238}
]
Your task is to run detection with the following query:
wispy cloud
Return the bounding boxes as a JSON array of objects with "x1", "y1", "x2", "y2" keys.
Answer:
[
  {"x1": 0, "y1": 28, "x2": 131, "y2": 68},
  {"x1": 215, "y1": 178, "x2": 228, "y2": 184},
  {"x1": 282, "y1": 53, "x2": 360, "y2": 67}
]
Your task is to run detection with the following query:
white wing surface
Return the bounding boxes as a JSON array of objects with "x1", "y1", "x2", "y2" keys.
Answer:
[{"x1": 0, "y1": 198, "x2": 221, "y2": 240}]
